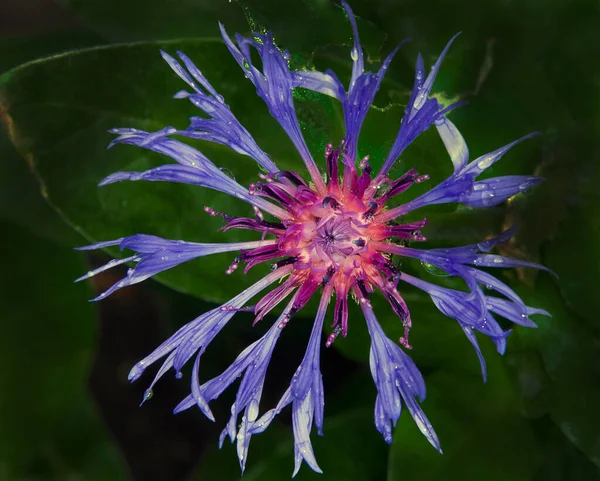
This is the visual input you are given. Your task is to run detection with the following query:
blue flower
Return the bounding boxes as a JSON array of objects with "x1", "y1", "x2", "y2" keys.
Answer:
[{"x1": 77, "y1": 1, "x2": 550, "y2": 475}]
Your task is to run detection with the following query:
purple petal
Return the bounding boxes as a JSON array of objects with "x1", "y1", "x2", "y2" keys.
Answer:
[
  {"x1": 461, "y1": 133, "x2": 540, "y2": 177},
  {"x1": 160, "y1": 49, "x2": 277, "y2": 173},
  {"x1": 461, "y1": 326, "x2": 487, "y2": 382},
  {"x1": 80, "y1": 237, "x2": 276, "y2": 300},
  {"x1": 361, "y1": 301, "x2": 437, "y2": 448},
  {"x1": 435, "y1": 116, "x2": 468, "y2": 173},
  {"x1": 106, "y1": 129, "x2": 290, "y2": 219},
  {"x1": 129, "y1": 267, "x2": 290, "y2": 384},
  {"x1": 292, "y1": 395, "x2": 322, "y2": 476},
  {"x1": 219, "y1": 24, "x2": 326, "y2": 193},
  {"x1": 460, "y1": 176, "x2": 543, "y2": 208},
  {"x1": 378, "y1": 34, "x2": 460, "y2": 178}
]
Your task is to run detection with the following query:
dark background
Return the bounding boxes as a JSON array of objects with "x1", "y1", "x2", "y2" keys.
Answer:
[{"x1": 1, "y1": 0, "x2": 599, "y2": 480}]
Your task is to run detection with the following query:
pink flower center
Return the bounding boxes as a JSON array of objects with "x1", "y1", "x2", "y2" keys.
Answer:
[{"x1": 210, "y1": 143, "x2": 429, "y2": 347}]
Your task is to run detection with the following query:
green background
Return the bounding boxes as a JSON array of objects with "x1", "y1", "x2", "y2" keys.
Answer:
[{"x1": 1, "y1": 0, "x2": 599, "y2": 480}]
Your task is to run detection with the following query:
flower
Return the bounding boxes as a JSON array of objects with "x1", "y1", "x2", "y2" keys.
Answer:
[{"x1": 77, "y1": 1, "x2": 551, "y2": 475}]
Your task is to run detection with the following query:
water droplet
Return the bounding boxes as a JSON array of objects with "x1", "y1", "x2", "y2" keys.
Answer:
[
  {"x1": 482, "y1": 191, "x2": 496, "y2": 206},
  {"x1": 140, "y1": 388, "x2": 153, "y2": 406},
  {"x1": 477, "y1": 157, "x2": 493, "y2": 170},
  {"x1": 248, "y1": 399, "x2": 260, "y2": 422},
  {"x1": 421, "y1": 262, "x2": 450, "y2": 277},
  {"x1": 414, "y1": 92, "x2": 427, "y2": 110},
  {"x1": 350, "y1": 47, "x2": 359, "y2": 61},
  {"x1": 493, "y1": 257, "x2": 504, "y2": 264},
  {"x1": 219, "y1": 167, "x2": 235, "y2": 180},
  {"x1": 374, "y1": 180, "x2": 390, "y2": 197}
]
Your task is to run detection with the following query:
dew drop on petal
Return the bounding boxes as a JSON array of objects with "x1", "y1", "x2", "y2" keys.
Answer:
[
  {"x1": 477, "y1": 157, "x2": 494, "y2": 170},
  {"x1": 421, "y1": 262, "x2": 450, "y2": 277},
  {"x1": 248, "y1": 399, "x2": 260, "y2": 422},
  {"x1": 219, "y1": 167, "x2": 236, "y2": 180},
  {"x1": 140, "y1": 388, "x2": 153, "y2": 406}
]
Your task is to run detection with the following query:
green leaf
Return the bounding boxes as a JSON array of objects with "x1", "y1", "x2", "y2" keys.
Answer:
[
  {"x1": 531, "y1": 418, "x2": 600, "y2": 481},
  {"x1": 0, "y1": 29, "x2": 105, "y2": 245},
  {"x1": 56, "y1": 0, "x2": 385, "y2": 61},
  {"x1": 542, "y1": 154, "x2": 600, "y2": 331},
  {"x1": 0, "y1": 39, "x2": 335, "y2": 303},
  {"x1": 55, "y1": 0, "x2": 247, "y2": 42},
  {"x1": 512, "y1": 277, "x2": 600, "y2": 468},
  {"x1": 0, "y1": 222, "x2": 128, "y2": 480},
  {"x1": 388, "y1": 359, "x2": 542, "y2": 481}
]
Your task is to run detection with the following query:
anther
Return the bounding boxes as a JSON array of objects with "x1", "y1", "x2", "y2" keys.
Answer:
[
  {"x1": 322, "y1": 267, "x2": 335, "y2": 285},
  {"x1": 353, "y1": 238, "x2": 366, "y2": 247},
  {"x1": 322, "y1": 195, "x2": 340, "y2": 210},
  {"x1": 270, "y1": 257, "x2": 297, "y2": 270},
  {"x1": 363, "y1": 201, "x2": 379, "y2": 220}
]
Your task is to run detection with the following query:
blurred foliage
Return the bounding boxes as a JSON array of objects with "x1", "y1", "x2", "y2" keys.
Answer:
[
  {"x1": 0, "y1": 222, "x2": 128, "y2": 480},
  {"x1": 1, "y1": 0, "x2": 599, "y2": 480}
]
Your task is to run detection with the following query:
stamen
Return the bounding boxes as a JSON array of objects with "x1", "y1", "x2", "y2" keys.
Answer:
[
  {"x1": 363, "y1": 201, "x2": 379, "y2": 220},
  {"x1": 253, "y1": 205, "x2": 264, "y2": 222},
  {"x1": 270, "y1": 257, "x2": 297, "y2": 270},
  {"x1": 278, "y1": 314, "x2": 291, "y2": 329},
  {"x1": 399, "y1": 325, "x2": 412, "y2": 349},
  {"x1": 225, "y1": 256, "x2": 241, "y2": 275},
  {"x1": 356, "y1": 279, "x2": 370, "y2": 300},
  {"x1": 276, "y1": 171, "x2": 307, "y2": 187},
  {"x1": 322, "y1": 267, "x2": 335, "y2": 285},
  {"x1": 258, "y1": 172, "x2": 275, "y2": 183},
  {"x1": 204, "y1": 206, "x2": 234, "y2": 222},
  {"x1": 325, "y1": 325, "x2": 343, "y2": 347},
  {"x1": 359, "y1": 155, "x2": 371, "y2": 173},
  {"x1": 220, "y1": 304, "x2": 255, "y2": 312},
  {"x1": 322, "y1": 195, "x2": 340, "y2": 210}
]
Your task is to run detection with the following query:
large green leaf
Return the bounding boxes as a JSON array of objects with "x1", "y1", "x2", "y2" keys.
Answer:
[
  {"x1": 0, "y1": 39, "x2": 341, "y2": 303},
  {"x1": 388, "y1": 359, "x2": 542, "y2": 481},
  {"x1": 511, "y1": 278, "x2": 600, "y2": 468},
  {"x1": 56, "y1": 0, "x2": 386, "y2": 60},
  {"x1": 542, "y1": 150, "x2": 600, "y2": 331},
  {"x1": 0, "y1": 29, "x2": 104, "y2": 245},
  {"x1": 0, "y1": 222, "x2": 128, "y2": 480}
]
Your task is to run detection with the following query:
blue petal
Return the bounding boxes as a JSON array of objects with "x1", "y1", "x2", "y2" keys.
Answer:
[
  {"x1": 219, "y1": 24, "x2": 326, "y2": 192},
  {"x1": 460, "y1": 176, "x2": 544, "y2": 208},
  {"x1": 435, "y1": 116, "x2": 468, "y2": 173}
]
